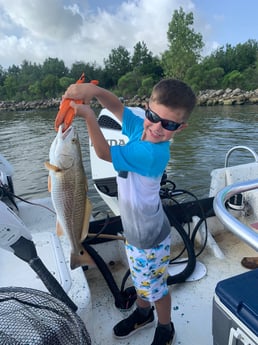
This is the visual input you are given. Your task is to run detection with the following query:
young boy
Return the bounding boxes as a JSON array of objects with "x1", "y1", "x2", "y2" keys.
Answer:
[{"x1": 59, "y1": 78, "x2": 196, "y2": 345}]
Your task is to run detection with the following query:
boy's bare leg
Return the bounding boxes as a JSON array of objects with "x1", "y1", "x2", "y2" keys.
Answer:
[
  {"x1": 154, "y1": 293, "x2": 171, "y2": 324},
  {"x1": 136, "y1": 292, "x2": 171, "y2": 324},
  {"x1": 136, "y1": 296, "x2": 151, "y2": 309}
]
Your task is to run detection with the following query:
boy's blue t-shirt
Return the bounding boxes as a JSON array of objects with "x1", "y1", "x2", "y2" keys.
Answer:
[
  {"x1": 110, "y1": 107, "x2": 171, "y2": 249},
  {"x1": 111, "y1": 107, "x2": 170, "y2": 177}
]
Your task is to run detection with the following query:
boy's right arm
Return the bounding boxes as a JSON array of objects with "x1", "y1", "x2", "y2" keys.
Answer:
[{"x1": 63, "y1": 83, "x2": 124, "y2": 122}]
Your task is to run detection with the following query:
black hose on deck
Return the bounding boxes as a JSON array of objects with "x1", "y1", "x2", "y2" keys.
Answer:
[
  {"x1": 167, "y1": 213, "x2": 196, "y2": 285},
  {"x1": 83, "y1": 242, "x2": 135, "y2": 309}
]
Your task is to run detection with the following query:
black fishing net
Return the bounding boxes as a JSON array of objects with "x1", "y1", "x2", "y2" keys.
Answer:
[{"x1": 0, "y1": 287, "x2": 91, "y2": 345}]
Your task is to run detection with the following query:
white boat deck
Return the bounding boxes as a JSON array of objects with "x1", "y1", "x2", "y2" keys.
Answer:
[
  {"x1": 85, "y1": 230, "x2": 256, "y2": 345},
  {"x1": 6, "y1": 196, "x2": 257, "y2": 345}
]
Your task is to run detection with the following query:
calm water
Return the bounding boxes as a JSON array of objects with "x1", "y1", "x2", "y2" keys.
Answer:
[{"x1": 1, "y1": 105, "x2": 258, "y2": 212}]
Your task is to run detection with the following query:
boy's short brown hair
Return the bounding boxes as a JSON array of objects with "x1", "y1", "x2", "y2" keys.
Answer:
[{"x1": 150, "y1": 78, "x2": 196, "y2": 119}]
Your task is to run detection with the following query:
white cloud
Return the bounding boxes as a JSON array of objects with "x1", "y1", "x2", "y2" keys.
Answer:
[
  {"x1": 0, "y1": 0, "x2": 83, "y2": 40},
  {"x1": 0, "y1": 0, "x2": 208, "y2": 69}
]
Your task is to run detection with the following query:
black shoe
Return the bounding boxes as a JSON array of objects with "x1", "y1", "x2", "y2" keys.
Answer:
[
  {"x1": 113, "y1": 307, "x2": 155, "y2": 339},
  {"x1": 151, "y1": 322, "x2": 175, "y2": 345}
]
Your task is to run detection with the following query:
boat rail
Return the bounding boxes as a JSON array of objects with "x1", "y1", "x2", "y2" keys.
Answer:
[
  {"x1": 225, "y1": 145, "x2": 258, "y2": 167},
  {"x1": 213, "y1": 179, "x2": 258, "y2": 251}
]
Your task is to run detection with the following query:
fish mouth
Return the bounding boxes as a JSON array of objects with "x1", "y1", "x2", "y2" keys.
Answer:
[
  {"x1": 52, "y1": 125, "x2": 78, "y2": 169},
  {"x1": 58, "y1": 124, "x2": 76, "y2": 141}
]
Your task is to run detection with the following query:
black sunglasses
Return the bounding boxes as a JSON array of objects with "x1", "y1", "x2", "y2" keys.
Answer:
[{"x1": 145, "y1": 108, "x2": 183, "y2": 131}]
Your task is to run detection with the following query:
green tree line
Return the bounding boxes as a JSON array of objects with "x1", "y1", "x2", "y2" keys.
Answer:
[{"x1": 0, "y1": 7, "x2": 257, "y2": 102}]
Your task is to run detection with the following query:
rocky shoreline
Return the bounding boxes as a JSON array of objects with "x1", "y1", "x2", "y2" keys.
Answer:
[
  {"x1": 125, "y1": 88, "x2": 258, "y2": 107},
  {"x1": 0, "y1": 88, "x2": 258, "y2": 112}
]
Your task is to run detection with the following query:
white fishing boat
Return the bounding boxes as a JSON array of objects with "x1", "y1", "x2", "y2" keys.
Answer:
[{"x1": 1, "y1": 107, "x2": 258, "y2": 345}]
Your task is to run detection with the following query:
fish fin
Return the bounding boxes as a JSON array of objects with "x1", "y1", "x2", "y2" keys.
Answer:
[
  {"x1": 45, "y1": 161, "x2": 61, "y2": 172},
  {"x1": 70, "y1": 249, "x2": 96, "y2": 270},
  {"x1": 80, "y1": 197, "x2": 92, "y2": 242},
  {"x1": 56, "y1": 220, "x2": 64, "y2": 236},
  {"x1": 48, "y1": 175, "x2": 51, "y2": 192}
]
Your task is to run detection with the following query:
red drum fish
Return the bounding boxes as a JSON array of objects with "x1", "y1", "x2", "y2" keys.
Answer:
[{"x1": 45, "y1": 125, "x2": 93, "y2": 269}]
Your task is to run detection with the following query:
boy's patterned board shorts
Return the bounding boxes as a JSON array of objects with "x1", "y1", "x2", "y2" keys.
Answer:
[{"x1": 125, "y1": 234, "x2": 171, "y2": 302}]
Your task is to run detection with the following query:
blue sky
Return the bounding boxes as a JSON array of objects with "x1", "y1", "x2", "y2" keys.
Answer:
[
  {"x1": 0, "y1": 0, "x2": 257, "y2": 69},
  {"x1": 194, "y1": 1, "x2": 257, "y2": 47}
]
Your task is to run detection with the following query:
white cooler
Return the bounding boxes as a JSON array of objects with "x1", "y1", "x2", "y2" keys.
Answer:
[{"x1": 212, "y1": 270, "x2": 258, "y2": 345}]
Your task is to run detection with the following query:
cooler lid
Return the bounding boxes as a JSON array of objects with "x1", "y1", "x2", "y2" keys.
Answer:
[{"x1": 215, "y1": 269, "x2": 258, "y2": 336}]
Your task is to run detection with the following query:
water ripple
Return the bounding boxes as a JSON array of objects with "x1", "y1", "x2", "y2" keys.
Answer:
[{"x1": 1, "y1": 105, "x2": 258, "y2": 210}]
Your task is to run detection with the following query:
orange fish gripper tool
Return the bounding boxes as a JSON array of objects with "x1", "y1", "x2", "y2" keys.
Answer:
[{"x1": 54, "y1": 73, "x2": 85, "y2": 132}]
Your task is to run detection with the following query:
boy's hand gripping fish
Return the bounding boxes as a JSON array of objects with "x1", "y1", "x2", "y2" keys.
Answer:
[{"x1": 55, "y1": 73, "x2": 99, "y2": 132}]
